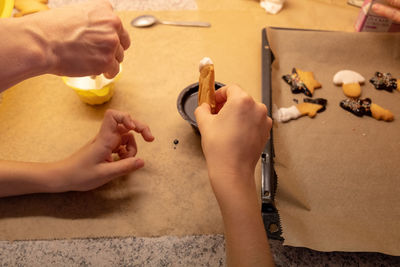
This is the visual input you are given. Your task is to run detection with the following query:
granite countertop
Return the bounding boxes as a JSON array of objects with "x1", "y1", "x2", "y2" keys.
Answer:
[
  {"x1": 2, "y1": 1, "x2": 399, "y2": 266},
  {"x1": 1, "y1": 236, "x2": 399, "y2": 266}
]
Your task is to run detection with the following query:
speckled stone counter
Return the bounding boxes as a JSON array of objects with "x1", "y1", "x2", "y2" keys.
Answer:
[
  {"x1": 1, "y1": 236, "x2": 399, "y2": 266},
  {"x1": 2, "y1": 1, "x2": 400, "y2": 266},
  {"x1": 0, "y1": 235, "x2": 225, "y2": 266}
]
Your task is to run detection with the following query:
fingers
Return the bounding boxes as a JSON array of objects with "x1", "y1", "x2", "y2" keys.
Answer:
[
  {"x1": 102, "y1": 32, "x2": 127, "y2": 78},
  {"x1": 102, "y1": 110, "x2": 136, "y2": 133},
  {"x1": 215, "y1": 86, "x2": 229, "y2": 104},
  {"x1": 114, "y1": 20, "x2": 130, "y2": 63},
  {"x1": 130, "y1": 119, "x2": 155, "y2": 142},
  {"x1": 118, "y1": 132, "x2": 138, "y2": 159},
  {"x1": 215, "y1": 101, "x2": 225, "y2": 114},
  {"x1": 199, "y1": 84, "x2": 272, "y2": 133},
  {"x1": 119, "y1": 27, "x2": 131, "y2": 50},
  {"x1": 98, "y1": 157, "x2": 145, "y2": 181},
  {"x1": 104, "y1": 43, "x2": 124, "y2": 78},
  {"x1": 387, "y1": 0, "x2": 400, "y2": 8},
  {"x1": 104, "y1": 59, "x2": 120, "y2": 79},
  {"x1": 98, "y1": 110, "x2": 134, "y2": 145},
  {"x1": 215, "y1": 84, "x2": 248, "y2": 104},
  {"x1": 103, "y1": 6, "x2": 130, "y2": 76},
  {"x1": 111, "y1": 131, "x2": 137, "y2": 158},
  {"x1": 111, "y1": 9, "x2": 130, "y2": 58},
  {"x1": 194, "y1": 103, "x2": 212, "y2": 126},
  {"x1": 116, "y1": 124, "x2": 131, "y2": 135},
  {"x1": 115, "y1": 45, "x2": 124, "y2": 63},
  {"x1": 104, "y1": 29, "x2": 129, "y2": 78},
  {"x1": 99, "y1": 109, "x2": 154, "y2": 149},
  {"x1": 214, "y1": 84, "x2": 248, "y2": 113},
  {"x1": 372, "y1": 2, "x2": 400, "y2": 23}
]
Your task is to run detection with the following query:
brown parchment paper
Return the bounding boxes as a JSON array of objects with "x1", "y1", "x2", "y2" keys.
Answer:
[
  {"x1": 0, "y1": 10, "x2": 266, "y2": 240},
  {"x1": 0, "y1": 0, "x2": 365, "y2": 241},
  {"x1": 268, "y1": 27, "x2": 400, "y2": 255}
]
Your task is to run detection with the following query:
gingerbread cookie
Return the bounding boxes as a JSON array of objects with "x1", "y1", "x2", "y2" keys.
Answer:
[
  {"x1": 14, "y1": 0, "x2": 49, "y2": 17},
  {"x1": 333, "y1": 70, "x2": 365, "y2": 98},
  {"x1": 273, "y1": 98, "x2": 327, "y2": 123},
  {"x1": 369, "y1": 72, "x2": 398, "y2": 92},
  {"x1": 370, "y1": 103, "x2": 394, "y2": 121},
  {"x1": 198, "y1": 57, "x2": 216, "y2": 114},
  {"x1": 340, "y1": 98, "x2": 394, "y2": 122},
  {"x1": 282, "y1": 68, "x2": 321, "y2": 97}
]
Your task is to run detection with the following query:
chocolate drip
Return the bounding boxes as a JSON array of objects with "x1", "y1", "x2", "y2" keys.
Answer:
[
  {"x1": 304, "y1": 98, "x2": 328, "y2": 113},
  {"x1": 339, "y1": 98, "x2": 372, "y2": 117},
  {"x1": 282, "y1": 68, "x2": 312, "y2": 97}
]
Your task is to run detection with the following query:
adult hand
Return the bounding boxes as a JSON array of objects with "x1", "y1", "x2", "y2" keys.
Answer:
[
  {"x1": 30, "y1": 0, "x2": 131, "y2": 78},
  {"x1": 372, "y1": 0, "x2": 400, "y2": 23},
  {"x1": 59, "y1": 109, "x2": 154, "y2": 192},
  {"x1": 195, "y1": 84, "x2": 272, "y2": 183}
]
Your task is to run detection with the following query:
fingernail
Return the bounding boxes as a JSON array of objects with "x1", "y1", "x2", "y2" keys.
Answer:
[
  {"x1": 372, "y1": 3, "x2": 381, "y2": 12},
  {"x1": 134, "y1": 159, "x2": 145, "y2": 168}
]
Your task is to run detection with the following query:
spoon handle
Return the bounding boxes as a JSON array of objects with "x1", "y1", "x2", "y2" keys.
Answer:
[{"x1": 159, "y1": 20, "x2": 211, "y2": 27}]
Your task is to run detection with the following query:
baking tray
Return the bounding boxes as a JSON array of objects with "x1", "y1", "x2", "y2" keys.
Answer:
[
  {"x1": 261, "y1": 27, "x2": 282, "y2": 240},
  {"x1": 260, "y1": 26, "x2": 330, "y2": 240}
]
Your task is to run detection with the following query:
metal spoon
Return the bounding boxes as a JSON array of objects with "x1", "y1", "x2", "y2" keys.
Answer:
[{"x1": 131, "y1": 15, "x2": 211, "y2": 28}]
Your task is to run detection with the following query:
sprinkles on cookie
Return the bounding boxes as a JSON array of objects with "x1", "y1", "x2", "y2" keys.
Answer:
[
  {"x1": 282, "y1": 68, "x2": 321, "y2": 97},
  {"x1": 369, "y1": 72, "x2": 398, "y2": 92}
]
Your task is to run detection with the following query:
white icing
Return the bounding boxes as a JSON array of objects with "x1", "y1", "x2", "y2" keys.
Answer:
[
  {"x1": 260, "y1": 0, "x2": 285, "y2": 14},
  {"x1": 333, "y1": 70, "x2": 365, "y2": 85},
  {"x1": 199, "y1": 57, "x2": 213, "y2": 72},
  {"x1": 64, "y1": 74, "x2": 114, "y2": 90},
  {"x1": 273, "y1": 105, "x2": 301, "y2": 122}
]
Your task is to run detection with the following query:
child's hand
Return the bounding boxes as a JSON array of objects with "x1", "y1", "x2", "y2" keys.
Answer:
[
  {"x1": 195, "y1": 84, "x2": 272, "y2": 187},
  {"x1": 58, "y1": 109, "x2": 154, "y2": 192},
  {"x1": 195, "y1": 86, "x2": 275, "y2": 267}
]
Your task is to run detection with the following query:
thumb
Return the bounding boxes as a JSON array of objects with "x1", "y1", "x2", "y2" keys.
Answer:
[
  {"x1": 194, "y1": 103, "x2": 212, "y2": 125},
  {"x1": 99, "y1": 158, "x2": 145, "y2": 180}
]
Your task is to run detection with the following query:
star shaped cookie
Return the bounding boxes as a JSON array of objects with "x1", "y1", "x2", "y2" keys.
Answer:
[
  {"x1": 369, "y1": 72, "x2": 398, "y2": 92},
  {"x1": 282, "y1": 68, "x2": 321, "y2": 97}
]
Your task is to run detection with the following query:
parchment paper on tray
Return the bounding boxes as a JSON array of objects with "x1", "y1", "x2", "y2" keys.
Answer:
[{"x1": 267, "y1": 27, "x2": 400, "y2": 256}]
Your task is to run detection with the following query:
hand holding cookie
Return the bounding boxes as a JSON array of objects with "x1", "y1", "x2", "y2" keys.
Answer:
[{"x1": 195, "y1": 84, "x2": 272, "y2": 179}]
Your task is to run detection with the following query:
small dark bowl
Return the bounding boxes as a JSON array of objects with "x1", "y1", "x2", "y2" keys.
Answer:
[{"x1": 177, "y1": 81, "x2": 225, "y2": 133}]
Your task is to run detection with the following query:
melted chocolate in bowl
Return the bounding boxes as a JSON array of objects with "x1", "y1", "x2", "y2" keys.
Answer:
[{"x1": 177, "y1": 82, "x2": 224, "y2": 132}]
